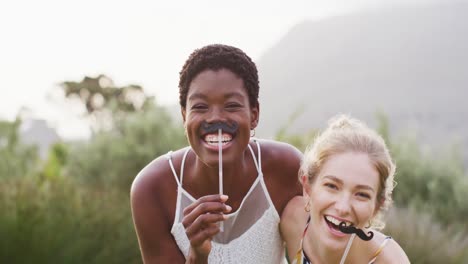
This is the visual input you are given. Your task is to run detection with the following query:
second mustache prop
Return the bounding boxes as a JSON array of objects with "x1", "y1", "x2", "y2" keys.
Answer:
[{"x1": 338, "y1": 222, "x2": 374, "y2": 241}]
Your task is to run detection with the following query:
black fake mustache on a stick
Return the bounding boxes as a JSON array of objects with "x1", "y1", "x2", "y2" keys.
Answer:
[
  {"x1": 200, "y1": 121, "x2": 238, "y2": 135},
  {"x1": 338, "y1": 222, "x2": 374, "y2": 241}
]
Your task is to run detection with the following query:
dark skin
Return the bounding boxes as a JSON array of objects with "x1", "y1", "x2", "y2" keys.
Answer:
[{"x1": 131, "y1": 69, "x2": 302, "y2": 263}]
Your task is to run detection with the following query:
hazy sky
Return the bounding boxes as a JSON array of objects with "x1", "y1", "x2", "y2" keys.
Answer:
[{"x1": 0, "y1": 0, "x2": 445, "y2": 138}]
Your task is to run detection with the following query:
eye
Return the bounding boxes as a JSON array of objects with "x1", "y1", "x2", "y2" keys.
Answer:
[
  {"x1": 356, "y1": 192, "x2": 371, "y2": 199},
  {"x1": 225, "y1": 102, "x2": 243, "y2": 110},
  {"x1": 191, "y1": 104, "x2": 208, "y2": 111},
  {"x1": 324, "y1": 183, "x2": 338, "y2": 190}
]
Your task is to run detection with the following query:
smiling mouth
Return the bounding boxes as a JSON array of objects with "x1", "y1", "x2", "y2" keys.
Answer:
[
  {"x1": 203, "y1": 133, "x2": 233, "y2": 146},
  {"x1": 324, "y1": 215, "x2": 354, "y2": 233}
]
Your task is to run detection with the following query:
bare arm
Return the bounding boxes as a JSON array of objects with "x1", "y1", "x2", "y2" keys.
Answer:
[
  {"x1": 130, "y1": 165, "x2": 185, "y2": 263},
  {"x1": 280, "y1": 195, "x2": 309, "y2": 262},
  {"x1": 131, "y1": 157, "x2": 231, "y2": 264}
]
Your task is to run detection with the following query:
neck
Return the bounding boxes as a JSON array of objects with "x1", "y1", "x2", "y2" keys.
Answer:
[
  {"x1": 303, "y1": 227, "x2": 353, "y2": 264},
  {"x1": 191, "y1": 147, "x2": 253, "y2": 197}
]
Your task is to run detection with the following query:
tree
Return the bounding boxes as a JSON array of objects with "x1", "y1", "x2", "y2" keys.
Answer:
[{"x1": 60, "y1": 74, "x2": 154, "y2": 131}]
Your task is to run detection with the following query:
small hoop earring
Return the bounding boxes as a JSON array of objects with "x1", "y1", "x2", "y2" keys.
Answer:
[
  {"x1": 365, "y1": 220, "x2": 372, "y2": 229},
  {"x1": 250, "y1": 129, "x2": 255, "y2": 137},
  {"x1": 304, "y1": 201, "x2": 311, "y2": 212}
]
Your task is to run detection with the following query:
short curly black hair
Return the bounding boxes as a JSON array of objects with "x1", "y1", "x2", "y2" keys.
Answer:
[{"x1": 178, "y1": 44, "x2": 259, "y2": 108}]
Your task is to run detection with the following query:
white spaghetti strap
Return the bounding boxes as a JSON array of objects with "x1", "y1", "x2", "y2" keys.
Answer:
[
  {"x1": 248, "y1": 143, "x2": 260, "y2": 172},
  {"x1": 166, "y1": 148, "x2": 191, "y2": 187},
  {"x1": 252, "y1": 140, "x2": 278, "y2": 218},
  {"x1": 173, "y1": 185, "x2": 183, "y2": 223},
  {"x1": 254, "y1": 140, "x2": 262, "y2": 169},
  {"x1": 368, "y1": 236, "x2": 392, "y2": 263},
  {"x1": 166, "y1": 151, "x2": 181, "y2": 186},
  {"x1": 170, "y1": 148, "x2": 190, "y2": 224},
  {"x1": 179, "y1": 148, "x2": 191, "y2": 185}
]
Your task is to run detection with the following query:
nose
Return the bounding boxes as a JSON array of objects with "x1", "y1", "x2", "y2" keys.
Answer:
[
  {"x1": 334, "y1": 193, "x2": 352, "y2": 216},
  {"x1": 205, "y1": 106, "x2": 227, "y2": 123}
]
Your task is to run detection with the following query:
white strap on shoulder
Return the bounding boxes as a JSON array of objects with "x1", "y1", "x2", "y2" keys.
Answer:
[
  {"x1": 247, "y1": 140, "x2": 262, "y2": 173},
  {"x1": 179, "y1": 148, "x2": 190, "y2": 185},
  {"x1": 255, "y1": 139, "x2": 262, "y2": 169},
  {"x1": 368, "y1": 236, "x2": 392, "y2": 263},
  {"x1": 166, "y1": 148, "x2": 191, "y2": 187},
  {"x1": 165, "y1": 151, "x2": 180, "y2": 186}
]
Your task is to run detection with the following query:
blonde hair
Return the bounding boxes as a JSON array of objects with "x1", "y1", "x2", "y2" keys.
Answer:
[{"x1": 299, "y1": 114, "x2": 396, "y2": 229}]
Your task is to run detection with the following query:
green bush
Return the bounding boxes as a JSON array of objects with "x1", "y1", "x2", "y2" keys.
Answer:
[
  {"x1": 375, "y1": 112, "x2": 468, "y2": 229},
  {"x1": 0, "y1": 119, "x2": 39, "y2": 180},
  {"x1": 64, "y1": 104, "x2": 186, "y2": 191},
  {"x1": 389, "y1": 136, "x2": 468, "y2": 229},
  {"x1": 0, "y1": 177, "x2": 141, "y2": 264},
  {"x1": 385, "y1": 207, "x2": 468, "y2": 264},
  {"x1": 0, "y1": 102, "x2": 187, "y2": 263}
]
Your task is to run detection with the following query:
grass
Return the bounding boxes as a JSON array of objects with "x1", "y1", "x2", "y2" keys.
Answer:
[
  {"x1": 0, "y1": 177, "x2": 141, "y2": 264},
  {"x1": 384, "y1": 206, "x2": 468, "y2": 264}
]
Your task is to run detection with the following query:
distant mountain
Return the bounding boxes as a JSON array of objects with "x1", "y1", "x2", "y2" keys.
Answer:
[{"x1": 256, "y1": 2, "x2": 468, "y2": 155}]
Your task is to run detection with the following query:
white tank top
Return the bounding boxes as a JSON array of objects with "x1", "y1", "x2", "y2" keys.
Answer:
[{"x1": 168, "y1": 140, "x2": 286, "y2": 263}]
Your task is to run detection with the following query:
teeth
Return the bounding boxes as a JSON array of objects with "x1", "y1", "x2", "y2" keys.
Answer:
[
  {"x1": 204, "y1": 133, "x2": 232, "y2": 144},
  {"x1": 325, "y1": 215, "x2": 353, "y2": 227}
]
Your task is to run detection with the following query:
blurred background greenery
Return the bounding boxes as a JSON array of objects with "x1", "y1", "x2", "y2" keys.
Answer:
[{"x1": 1, "y1": 76, "x2": 467, "y2": 264}]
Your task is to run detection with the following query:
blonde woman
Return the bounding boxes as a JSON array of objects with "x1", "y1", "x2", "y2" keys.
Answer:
[{"x1": 281, "y1": 115, "x2": 410, "y2": 264}]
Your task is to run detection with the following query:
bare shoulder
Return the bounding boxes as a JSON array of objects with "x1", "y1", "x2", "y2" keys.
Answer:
[
  {"x1": 131, "y1": 150, "x2": 179, "y2": 207},
  {"x1": 130, "y1": 148, "x2": 189, "y2": 263},
  {"x1": 255, "y1": 139, "x2": 303, "y2": 214},
  {"x1": 280, "y1": 195, "x2": 308, "y2": 261},
  {"x1": 256, "y1": 139, "x2": 302, "y2": 168},
  {"x1": 369, "y1": 234, "x2": 410, "y2": 264},
  {"x1": 257, "y1": 139, "x2": 303, "y2": 184},
  {"x1": 131, "y1": 147, "x2": 193, "y2": 225},
  {"x1": 379, "y1": 238, "x2": 410, "y2": 263},
  {"x1": 280, "y1": 195, "x2": 308, "y2": 234}
]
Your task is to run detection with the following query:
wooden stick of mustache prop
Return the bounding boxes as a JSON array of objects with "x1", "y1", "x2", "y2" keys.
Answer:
[
  {"x1": 338, "y1": 222, "x2": 374, "y2": 241},
  {"x1": 218, "y1": 128, "x2": 224, "y2": 232}
]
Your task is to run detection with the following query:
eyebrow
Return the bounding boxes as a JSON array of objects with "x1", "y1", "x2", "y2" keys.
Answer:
[
  {"x1": 224, "y1": 92, "x2": 245, "y2": 100},
  {"x1": 188, "y1": 92, "x2": 245, "y2": 101},
  {"x1": 323, "y1": 175, "x2": 375, "y2": 192},
  {"x1": 188, "y1": 93, "x2": 207, "y2": 101}
]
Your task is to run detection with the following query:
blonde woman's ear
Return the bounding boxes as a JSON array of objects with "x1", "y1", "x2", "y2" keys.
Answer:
[
  {"x1": 373, "y1": 199, "x2": 384, "y2": 217},
  {"x1": 301, "y1": 175, "x2": 312, "y2": 196},
  {"x1": 300, "y1": 175, "x2": 307, "y2": 185}
]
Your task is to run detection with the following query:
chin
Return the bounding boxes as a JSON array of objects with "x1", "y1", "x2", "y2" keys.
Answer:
[{"x1": 319, "y1": 220, "x2": 351, "y2": 251}]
